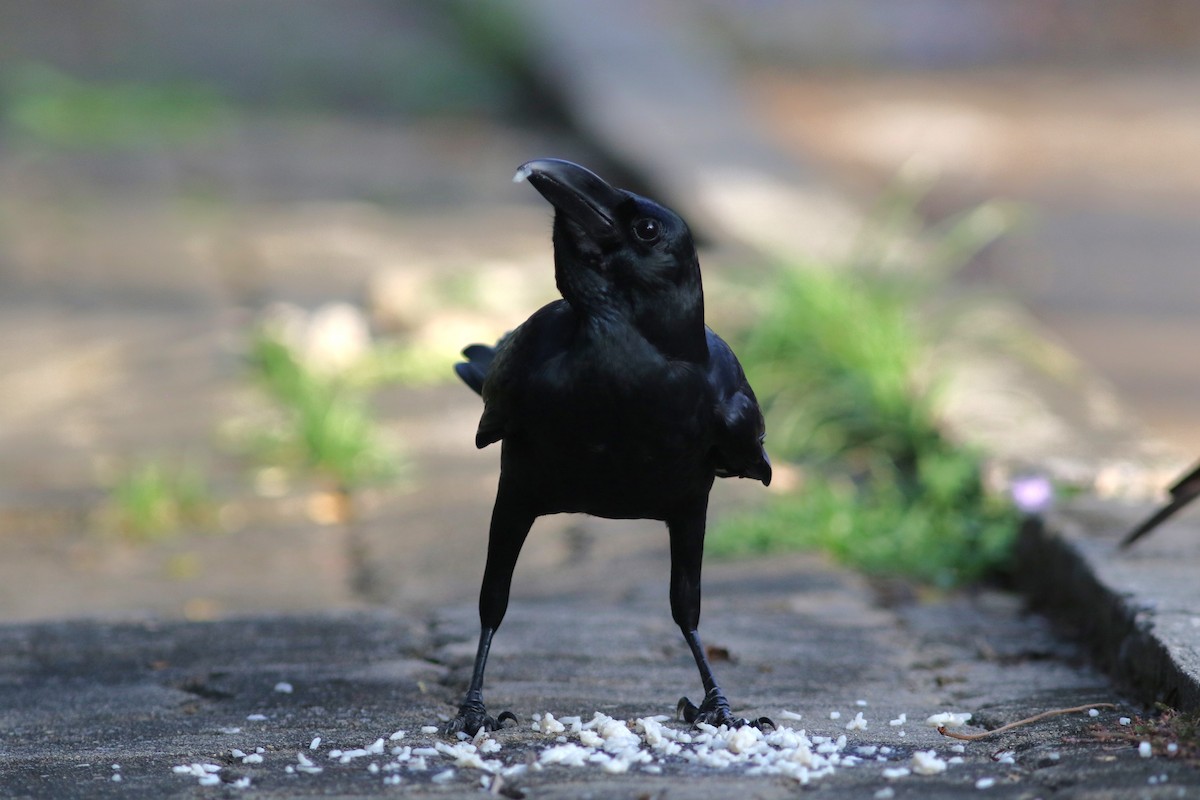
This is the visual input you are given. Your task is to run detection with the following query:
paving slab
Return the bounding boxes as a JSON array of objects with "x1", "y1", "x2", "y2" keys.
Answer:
[{"x1": 3, "y1": 551, "x2": 1196, "y2": 799}]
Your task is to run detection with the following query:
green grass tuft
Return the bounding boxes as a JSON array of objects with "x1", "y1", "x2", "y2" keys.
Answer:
[
  {"x1": 246, "y1": 331, "x2": 400, "y2": 492},
  {"x1": 100, "y1": 459, "x2": 215, "y2": 542},
  {"x1": 2, "y1": 64, "x2": 229, "y2": 150},
  {"x1": 736, "y1": 266, "x2": 936, "y2": 470},
  {"x1": 709, "y1": 188, "x2": 1022, "y2": 588}
]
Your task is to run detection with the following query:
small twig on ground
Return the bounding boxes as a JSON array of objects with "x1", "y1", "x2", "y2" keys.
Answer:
[{"x1": 938, "y1": 703, "x2": 1118, "y2": 741}]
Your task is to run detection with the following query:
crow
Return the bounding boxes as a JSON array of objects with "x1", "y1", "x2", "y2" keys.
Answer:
[
  {"x1": 1120, "y1": 461, "x2": 1200, "y2": 548},
  {"x1": 447, "y1": 158, "x2": 773, "y2": 736}
]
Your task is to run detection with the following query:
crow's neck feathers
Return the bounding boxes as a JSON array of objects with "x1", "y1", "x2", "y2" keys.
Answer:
[{"x1": 552, "y1": 204, "x2": 709, "y2": 364}]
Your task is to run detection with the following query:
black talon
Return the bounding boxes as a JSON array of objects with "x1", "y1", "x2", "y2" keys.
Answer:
[
  {"x1": 445, "y1": 697, "x2": 508, "y2": 737},
  {"x1": 677, "y1": 689, "x2": 765, "y2": 729},
  {"x1": 677, "y1": 696, "x2": 700, "y2": 724},
  {"x1": 445, "y1": 698, "x2": 521, "y2": 737}
]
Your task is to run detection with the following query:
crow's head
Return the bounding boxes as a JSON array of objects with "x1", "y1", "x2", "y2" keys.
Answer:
[{"x1": 517, "y1": 158, "x2": 705, "y2": 359}]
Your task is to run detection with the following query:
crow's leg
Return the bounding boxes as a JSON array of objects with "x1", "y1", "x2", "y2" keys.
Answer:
[
  {"x1": 445, "y1": 484, "x2": 535, "y2": 736},
  {"x1": 668, "y1": 503, "x2": 774, "y2": 731}
]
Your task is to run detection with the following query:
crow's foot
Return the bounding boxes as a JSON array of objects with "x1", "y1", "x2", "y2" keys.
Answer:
[
  {"x1": 444, "y1": 698, "x2": 517, "y2": 737},
  {"x1": 678, "y1": 690, "x2": 774, "y2": 731}
]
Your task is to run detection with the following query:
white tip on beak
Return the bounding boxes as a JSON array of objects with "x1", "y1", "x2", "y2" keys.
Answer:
[{"x1": 512, "y1": 164, "x2": 534, "y2": 184}]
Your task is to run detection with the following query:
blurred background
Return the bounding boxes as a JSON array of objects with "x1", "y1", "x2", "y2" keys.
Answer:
[{"x1": 0, "y1": 0, "x2": 1196, "y2": 621}]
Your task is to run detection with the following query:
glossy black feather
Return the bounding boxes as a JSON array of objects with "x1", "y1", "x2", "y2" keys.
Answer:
[{"x1": 454, "y1": 344, "x2": 495, "y2": 397}]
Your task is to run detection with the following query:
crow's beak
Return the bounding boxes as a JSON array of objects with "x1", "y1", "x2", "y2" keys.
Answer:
[{"x1": 515, "y1": 158, "x2": 623, "y2": 239}]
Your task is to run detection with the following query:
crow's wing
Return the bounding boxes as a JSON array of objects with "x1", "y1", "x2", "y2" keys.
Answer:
[
  {"x1": 454, "y1": 344, "x2": 496, "y2": 397},
  {"x1": 706, "y1": 328, "x2": 772, "y2": 485},
  {"x1": 463, "y1": 300, "x2": 575, "y2": 449}
]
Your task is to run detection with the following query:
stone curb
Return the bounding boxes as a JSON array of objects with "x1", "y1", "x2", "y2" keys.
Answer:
[{"x1": 1017, "y1": 503, "x2": 1200, "y2": 712}]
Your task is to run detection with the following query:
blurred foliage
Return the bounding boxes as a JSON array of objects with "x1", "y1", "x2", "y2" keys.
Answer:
[
  {"x1": 98, "y1": 459, "x2": 215, "y2": 542},
  {"x1": 710, "y1": 182, "x2": 1023, "y2": 589},
  {"x1": 344, "y1": 340, "x2": 462, "y2": 388},
  {"x1": 1, "y1": 64, "x2": 229, "y2": 150},
  {"x1": 1092, "y1": 704, "x2": 1200, "y2": 766},
  {"x1": 0, "y1": 9, "x2": 529, "y2": 151},
  {"x1": 743, "y1": 266, "x2": 932, "y2": 469},
  {"x1": 245, "y1": 330, "x2": 400, "y2": 493},
  {"x1": 94, "y1": 322, "x2": 415, "y2": 542}
]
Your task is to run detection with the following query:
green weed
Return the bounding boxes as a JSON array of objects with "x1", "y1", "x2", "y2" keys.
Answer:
[
  {"x1": 1091, "y1": 705, "x2": 1200, "y2": 764},
  {"x1": 100, "y1": 459, "x2": 215, "y2": 542},
  {"x1": 2, "y1": 64, "x2": 228, "y2": 150},
  {"x1": 709, "y1": 186, "x2": 1022, "y2": 588},
  {"x1": 245, "y1": 331, "x2": 399, "y2": 493}
]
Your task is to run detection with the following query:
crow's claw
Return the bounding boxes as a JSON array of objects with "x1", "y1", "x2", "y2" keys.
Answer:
[
  {"x1": 444, "y1": 699, "x2": 517, "y2": 737},
  {"x1": 677, "y1": 690, "x2": 770, "y2": 730},
  {"x1": 678, "y1": 695, "x2": 702, "y2": 723}
]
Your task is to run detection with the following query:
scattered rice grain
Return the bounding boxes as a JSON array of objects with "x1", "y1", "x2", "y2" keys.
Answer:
[
  {"x1": 911, "y1": 750, "x2": 947, "y2": 775},
  {"x1": 925, "y1": 712, "x2": 971, "y2": 729}
]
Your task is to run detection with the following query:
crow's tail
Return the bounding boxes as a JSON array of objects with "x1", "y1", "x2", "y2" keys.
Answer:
[{"x1": 454, "y1": 344, "x2": 495, "y2": 397}]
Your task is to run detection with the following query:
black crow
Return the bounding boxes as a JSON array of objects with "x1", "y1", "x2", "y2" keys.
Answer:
[{"x1": 448, "y1": 159, "x2": 772, "y2": 735}]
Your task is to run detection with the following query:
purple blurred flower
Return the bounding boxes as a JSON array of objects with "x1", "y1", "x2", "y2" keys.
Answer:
[{"x1": 1010, "y1": 475, "x2": 1053, "y2": 513}]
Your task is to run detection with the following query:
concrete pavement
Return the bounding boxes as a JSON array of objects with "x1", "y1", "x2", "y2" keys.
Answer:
[{"x1": 6, "y1": 548, "x2": 1196, "y2": 799}]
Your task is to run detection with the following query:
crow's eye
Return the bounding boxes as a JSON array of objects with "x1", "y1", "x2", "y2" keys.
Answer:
[{"x1": 632, "y1": 217, "x2": 662, "y2": 243}]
